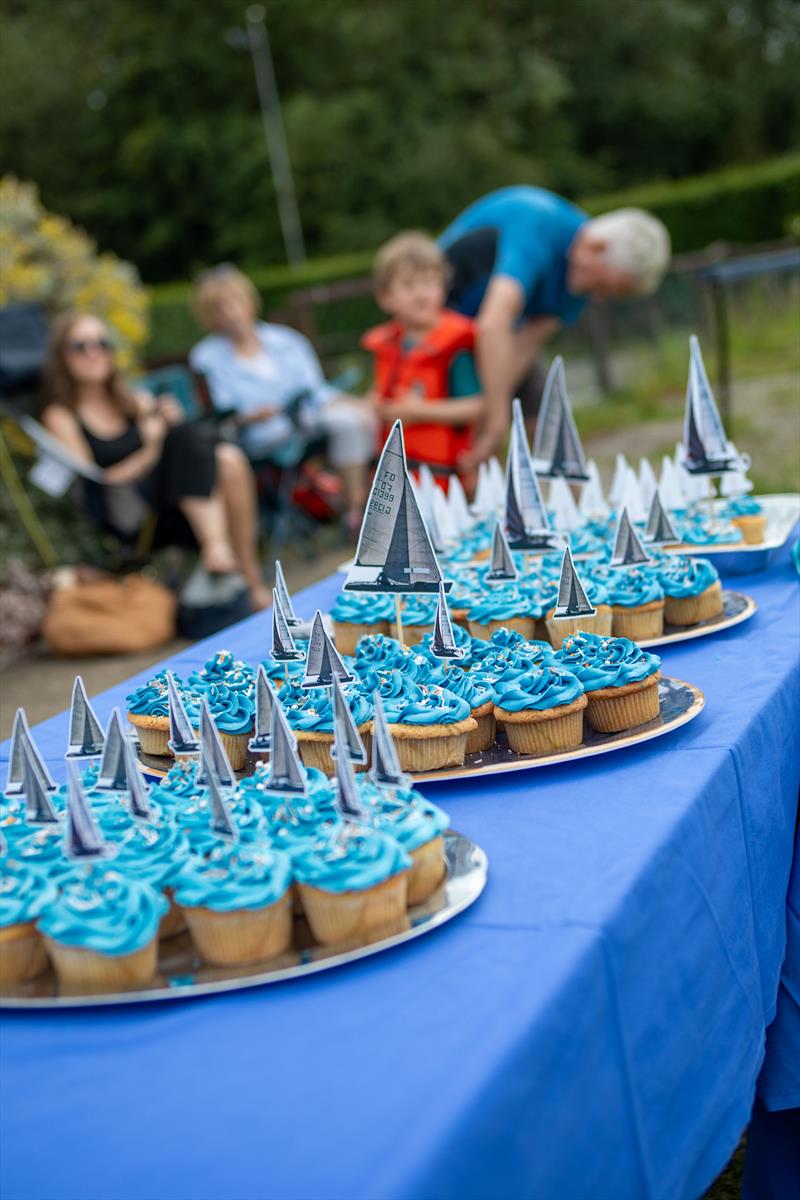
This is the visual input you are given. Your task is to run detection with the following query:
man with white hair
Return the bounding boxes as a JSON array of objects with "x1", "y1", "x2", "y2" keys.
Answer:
[{"x1": 439, "y1": 186, "x2": 671, "y2": 465}]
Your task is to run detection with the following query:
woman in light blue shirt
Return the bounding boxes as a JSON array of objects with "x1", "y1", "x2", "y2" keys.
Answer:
[{"x1": 190, "y1": 265, "x2": 374, "y2": 533}]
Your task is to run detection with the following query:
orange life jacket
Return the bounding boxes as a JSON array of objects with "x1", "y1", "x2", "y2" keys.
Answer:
[{"x1": 362, "y1": 310, "x2": 476, "y2": 472}]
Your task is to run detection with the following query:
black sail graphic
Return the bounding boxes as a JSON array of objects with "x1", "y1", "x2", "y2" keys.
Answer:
[
  {"x1": 644, "y1": 488, "x2": 679, "y2": 546},
  {"x1": 6, "y1": 708, "x2": 56, "y2": 795},
  {"x1": 203, "y1": 757, "x2": 237, "y2": 841},
  {"x1": 274, "y1": 559, "x2": 301, "y2": 626},
  {"x1": 533, "y1": 356, "x2": 589, "y2": 480},
  {"x1": 610, "y1": 506, "x2": 653, "y2": 568},
  {"x1": 65, "y1": 761, "x2": 109, "y2": 860},
  {"x1": 329, "y1": 675, "x2": 367, "y2": 764},
  {"x1": 505, "y1": 399, "x2": 559, "y2": 550},
  {"x1": 124, "y1": 736, "x2": 153, "y2": 821},
  {"x1": 167, "y1": 673, "x2": 200, "y2": 756},
  {"x1": 369, "y1": 691, "x2": 410, "y2": 791},
  {"x1": 272, "y1": 589, "x2": 304, "y2": 662},
  {"x1": 552, "y1": 546, "x2": 597, "y2": 620},
  {"x1": 333, "y1": 715, "x2": 370, "y2": 822},
  {"x1": 486, "y1": 521, "x2": 518, "y2": 583},
  {"x1": 96, "y1": 709, "x2": 129, "y2": 791},
  {"x1": 22, "y1": 742, "x2": 59, "y2": 824},
  {"x1": 682, "y1": 336, "x2": 736, "y2": 475},
  {"x1": 195, "y1": 695, "x2": 237, "y2": 788},
  {"x1": 265, "y1": 701, "x2": 307, "y2": 796},
  {"x1": 302, "y1": 610, "x2": 354, "y2": 689},
  {"x1": 429, "y1": 581, "x2": 464, "y2": 660},
  {"x1": 66, "y1": 676, "x2": 105, "y2": 758},
  {"x1": 249, "y1": 664, "x2": 277, "y2": 754}
]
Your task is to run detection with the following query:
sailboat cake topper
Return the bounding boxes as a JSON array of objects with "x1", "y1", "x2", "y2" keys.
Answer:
[
  {"x1": 167, "y1": 672, "x2": 200, "y2": 757},
  {"x1": 332, "y1": 710, "x2": 371, "y2": 823},
  {"x1": 609, "y1": 506, "x2": 653, "y2": 568},
  {"x1": 302, "y1": 610, "x2": 354, "y2": 689},
  {"x1": 96, "y1": 709, "x2": 130, "y2": 792},
  {"x1": 274, "y1": 559, "x2": 302, "y2": 626},
  {"x1": 552, "y1": 546, "x2": 597, "y2": 621},
  {"x1": 505, "y1": 398, "x2": 561, "y2": 552},
  {"x1": 329, "y1": 674, "x2": 367, "y2": 764},
  {"x1": 271, "y1": 588, "x2": 305, "y2": 663},
  {"x1": 370, "y1": 691, "x2": 411, "y2": 792},
  {"x1": 486, "y1": 521, "x2": 518, "y2": 583},
  {"x1": 344, "y1": 420, "x2": 449, "y2": 594},
  {"x1": 681, "y1": 335, "x2": 748, "y2": 476},
  {"x1": 533, "y1": 356, "x2": 589, "y2": 480},
  {"x1": 195, "y1": 695, "x2": 237, "y2": 788},
  {"x1": 65, "y1": 761, "x2": 110, "y2": 861},
  {"x1": 66, "y1": 676, "x2": 105, "y2": 759},
  {"x1": 249, "y1": 663, "x2": 277, "y2": 755},
  {"x1": 123, "y1": 736, "x2": 153, "y2": 821},
  {"x1": 203, "y1": 757, "x2": 237, "y2": 841},
  {"x1": 429, "y1": 580, "x2": 465, "y2": 661},
  {"x1": 643, "y1": 487, "x2": 679, "y2": 547},
  {"x1": 6, "y1": 708, "x2": 56, "y2": 795},
  {"x1": 263, "y1": 700, "x2": 307, "y2": 796},
  {"x1": 21, "y1": 741, "x2": 59, "y2": 824}
]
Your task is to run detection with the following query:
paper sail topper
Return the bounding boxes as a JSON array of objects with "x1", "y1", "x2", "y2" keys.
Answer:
[
  {"x1": 681, "y1": 335, "x2": 740, "y2": 476},
  {"x1": 643, "y1": 488, "x2": 679, "y2": 546},
  {"x1": 302, "y1": 610, "x2": 354, "y2": 689},
  {"x1": 328, "y1": 675, "x2": 367, "y2": 765},
  {"x1": 274, "y1": 559, "x2": 302, "y2": 626},
  {"x1": 167, "y1": 672, "x2": 200, "y2": 757},
  {"x1": 249, "y1": 664, "x2": 277, "y2": 754},
  {"x1": 486, "y1": 521, "x2": 518, "y2": 583},
  {"x1": 532, "y1": 356, "x2": 589, "y2": 481},
  {"x1": 264, "y1": 701, "x2": 307, "y2": 796},
  {"x1": 5, "y1": 708, "x2": 56, "y2": 796},
  {"x1": 505, "y1": 398, "x2": 561, "y2": 552},
  {"x1": 195, "y1": 695, "x2": 237, "y2": 789},
  {"x1": 22, "y1": 741, "x2": 59, "y2": 825},
  {"x1": 271, "y1": 588, "x2": 305, "y2": 663},
  {"x1": 66, "y1": 675, "x2": 105, "y2": 759},
  {"x1": 369, "y1": 691, "x2": 411, "y2": 791},
  {"x1": 123, "y1": 736, "x2": 153, "y2": 821},
  {"x1": 65, "y1": 761, "x2": 110, "y2": 861},
  {"x1": 332, "y1": 729, "x2": 371, "y2": 824},
  {"x1": 203, "y1": 756, "x2": 237, "y2": 841},
  {"x1": 609, "y1": 506, "x2": 652, "y2": 568},
  {"x1": 552, "y1": 546, "x2": 597, "y2": 621},
  {"x1": 344, "y1": 420, "x2": 449, "y2": 594},
  {"x1": 429, "y1": 581, "x2": 465, "y2": 660},
  {"x1": 95, "y1": 709, "x2": 129, "y2": 792}
]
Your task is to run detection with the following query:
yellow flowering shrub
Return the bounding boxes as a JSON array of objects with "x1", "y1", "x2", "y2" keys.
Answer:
[{"x1": 0, "y1": 177, "x2": 148, "y2": 368}]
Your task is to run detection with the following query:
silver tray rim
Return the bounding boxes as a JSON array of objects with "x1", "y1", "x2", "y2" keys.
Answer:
[
  {"x1": 636, "y1": 589, "x2": 755, "y2": 648},
  {"x1": 0, "y1": 831, "x2": 487, "y2": 1010}
]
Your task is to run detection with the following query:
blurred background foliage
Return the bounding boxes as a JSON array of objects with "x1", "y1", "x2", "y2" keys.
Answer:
[{"x1": 2, "y1": 0, "x2": 799, "y2": 285}]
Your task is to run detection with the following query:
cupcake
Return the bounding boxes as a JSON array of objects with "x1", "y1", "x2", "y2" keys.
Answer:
[
  {"x1": 396, "y1": 594, "x2": 439, "y2": 646},
  {"x1": 657, "y1": 556, "x2": 723, "y2": 626},
  {"x1": 357, "y1": 776, "x2": 449, "y2": 905},
  {"x1": 544, "y1": 574, "x2": 613, "y2": 650},
  {"x1": 493, "y1": 663, "x2": 586, "y2": 755},
  {"x1": 126, "y1": 671, "x2": 200, "y2": 758},
  {"x1": 330, "y1": 591, "x2": 394, "y2": 656},
  {"x1": 555, "y1": 631, "x2": 661, "y2": 733},
  {"x1": 38, "y1": 868, "x2": 167, "y2": 993},
  {"x1": 292, "y1": 823, "x2": 411, "y2": 944},
  {"x1": 165, "y1": 759, "x2": 268, "y2": 848},
  {"x1": 279, "y1": 681, "x2": 372, "y2": 775},
  {"x1": 360, "y1": 669, "x2": 476, "y2": 772},
  {"x1": 0, "y1": 859, "x2": 57, "y2": 984},
  {"x1": 466, "y1": 586, "x2": 538, "y2": 641},
  {"x1": 198, "y1": 681, "x2": 255, "y2": 771},
  {"x1": 108, "y1": 817, "x2": 190, "y2": 939},
  {"x1": 722, "y1": 495, "x2": 765, "y2": 544},
  {"x1": 427, "y1": 664, "x2": 496, "y2": 754},
  {"x1": 470, "y1": 629, "x2": 555, "y2": 676},
  {"x1": 173, "y1": 840, "x2": 293, "y2": 967},
  {"x1": 604, "y1": 567, "x2": 665, "y2": 640}
]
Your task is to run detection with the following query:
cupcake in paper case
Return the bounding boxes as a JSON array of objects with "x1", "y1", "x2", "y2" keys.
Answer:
[
  {"x1": 187, "y1": 650, "x2": 254, "y2": 693},
  {"x1": 492, "y1": 663, "x2": 586, "y2": 756},
  {"x1": 360, "y1": 669, "x2": 476, "y2": 772},
  {"x1": 279, "y1": 681, "x2": 373, "y2": 776},
  {"x1": 554, "y1": 631, "x2": 661, "y2": 734},
  {"x1": 721, "y1": 495, "x2": 765, "y2": 544},
  {"x1": 544, "y1": 573, "x2": 613, "y2": 650},
  {"x1": 292, "y1": 822, "x2": 411, "y2": 945},
  {"x1": 38, "y1": 868, "x2": 167, "y2": 994},
  {"x1": 466, "y1": 586, "x2": 539, "y2": 641},
  {"x1": 197, "y1": 680, "x2": 255, "y2": 770},
  {"x1": 107, "y1": 817, "x2": 190, "y2": 939},
  {"x1": 0, "y1": 859, "x2": 58, "y2": 984},
  {"x1": 330, "y1": 591, "x2": 395, "y2": 656},
  {"x1": 396, "y1": 594, "x2": 439, "y2": 646},
  {"x1": 356, "y1": 777, "x2": 449, "y2": 905},
  {"x1": 126, "y1": 671, "x2": 200, "y2": 758},
  {"x1": 427, "y1": 664, "x2": 496, "y2": 754},
  {"x1": 604, "y1": 567, "x2": 665, "y2": 641},
  {"x1": 657, "y1": 556, "x2": 723, "y2": 626},
  {"x1": 173, "y1": 840, "x2": 293, "y2": 967}
]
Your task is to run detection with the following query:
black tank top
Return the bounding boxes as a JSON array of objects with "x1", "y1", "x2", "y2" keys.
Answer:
[{"x1": 78, "y1": 418, "x2": 142, "y2": 469}]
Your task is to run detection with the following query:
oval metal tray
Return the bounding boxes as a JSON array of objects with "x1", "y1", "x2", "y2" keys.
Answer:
[
  {"x1": 636, "y1": 589, "x2": 755, "y2": 648},
  {"x1": 0, "y1": 831, "x2": 487, "y2": 1009}
]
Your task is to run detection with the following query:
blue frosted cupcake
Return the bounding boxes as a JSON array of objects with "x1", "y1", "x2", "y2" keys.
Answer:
[
  {"x1": 657, "y1": 556, "x2": 723, "y2": 626},
  {"x1": 38, "y1": 867, "x2": 167, "y2": 993},
  {"x1": 199, "y1": 680, "x2": 256, "y2": 770},
  {"x1": 427, "y1": 664, "x2": 496, "y2": 753},
  {"x1": 330, "y1": 591, "x2": 395, "y2": 655},
  {"x1": 722, "y1": 495, "x2": 765, "y2": 544},
  {"x1": 493, "y1": 662, "x2": 586, "y2": 755},
  {"x1": 278, "y1": 680, "x2": 373, "y2": 776},
  {"x1": 292, "y1": 823, "x2": 411, "y2": 944},
  {"x1": 361, "y1": 669, "x2": 476, "y2": 772},
  {"x1": 354, "y1": 636, "x2": 431, "y2": 682},
  {"x1": 126, "y1": 671, "x2": 200, "y2": 758},
  {"x1": 0, "y1": 859, "x2": 58, "y2": 984},
  {"x1": 604, "y1": 567, "x2": 665, "y2": 640},
  {"x1": 555, "y1": 631, "x2": 661, "y2": 733},
  {"x1": 466, "y1": 586, "x2": 538, "y2": 641},
  {"x1": 357, "y1": 777, "x2": 449, "y2": 904}
]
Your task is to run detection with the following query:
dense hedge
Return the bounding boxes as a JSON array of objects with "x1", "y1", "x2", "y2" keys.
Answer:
[{"x1": 146, "y1": 154, "x2": 800, "y2": 360}]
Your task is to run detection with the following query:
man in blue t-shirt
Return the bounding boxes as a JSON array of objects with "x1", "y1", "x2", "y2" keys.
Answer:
[{"x1": 439, "y1": 186, "x2": 670, "y2": 466}]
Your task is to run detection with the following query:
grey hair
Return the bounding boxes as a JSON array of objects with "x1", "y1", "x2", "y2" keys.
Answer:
[{"x1": 586, "y1": 208, "x2": 671, "y2": 295}]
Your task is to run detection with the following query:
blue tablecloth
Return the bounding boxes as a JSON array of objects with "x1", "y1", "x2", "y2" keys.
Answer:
[{"x1": 2, "y1": 549, "x2": 798, "y2": 1200}]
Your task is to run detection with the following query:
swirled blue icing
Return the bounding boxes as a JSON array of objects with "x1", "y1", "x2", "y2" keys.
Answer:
[
  {"x1": 469, "y1": 626, "x2": 527, "y2": 661},
  {"x1": 427, "y1": 664, "x2": 494, "y2": 709},
  {"x1": 722, "y1": 495, "x2": 762, "y2": 517},
  {"x1": 173, "y1": 840, "x2": 291, "y2": 912},
  {"x1": 473, "y1": 640, "x2": 556, "y2": 679},
  {"x1": 657, "y1": 556, "x2": 719, "y2": 598},
  {"x1": 676, "y1": 515, "x2": 742, "y2": 545},
  {"x1": 353, "y1": 636, "x2": 431, "y2": 681},
  {"x1": 604, "y1": 567, "x2": 664, "y2": 607},
  {"x1": 126, "y1": 672, "x2": 200, "y2": 720},
  {"x1": 172, "y1": 785, "x2": 268, "y2": 850},
  {"x1": 330, "y1": 591, "x2": 395, "y2": 623},
  {"x1": 278, "y1": 681, "x2": 372, "y2": 734},
  {"x1": 356, "y1": 777, "x2": 449, "y2": 852},
  {"x1": 150, "y1": 759, "x2": 197, "y2": 808},
  {"x1": 554, "y1": 631, "x2": 660, "y2": 691},
  {"x1": 514, "y1": 579, "x2": 559, "y2": 617},
  {"x1": 400, "y1": 594, "x2": 438, "y2": 626},
  {"x1": 200, "y1": 681, "x2": 255, "y2": 734},
  {"x1": 493, "y1": 663, "x2": 584, "y2": 712},
  {"x1": 109, "y1": 818, "x2": 189, "y2": 889},
  {"x1": 0, "y1": 860, "x2": 58, "y2": 927},
  {"x1": 187, "y1": 651, "x2": 254, "y2": 692},
  {"x1": 1, "y1": 824, "x2": 75, "y2": 884},
  {"x1": 353, "y1": 669, "x2": 471, "y2": 726},
  {"x1": 263, "y1": 795, "x2": 342, "y2": 861},
  {"x1": 467, "y1": 587, "x2": 535, "y2": 624},
  {"x1": 292, "y1": 824, "x2": 410, "y2": 893},
  {"x1": 38, "y1": 868, "x2": 167, "y2": 955}
]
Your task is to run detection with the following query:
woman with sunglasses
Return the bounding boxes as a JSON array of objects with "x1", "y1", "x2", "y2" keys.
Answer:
[{"x1": 41, "y1": 312, "x2": 270, "y2": 610}]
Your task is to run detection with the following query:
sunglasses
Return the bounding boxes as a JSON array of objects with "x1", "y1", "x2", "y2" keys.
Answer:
[{"x1": 66, "y1": 337, "x2": 114, "y2": 355}]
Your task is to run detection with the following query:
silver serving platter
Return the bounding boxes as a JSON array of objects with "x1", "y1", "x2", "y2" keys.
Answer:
[
  {"x1": 664, "y1": 493, "x2": 799, "y2": 576},
  {"x1": 0, "y1": 831, "x2": 487, "y2": 1009},
  {"x1": 636, "y1": 589, "x2": 756, "y2": 648}
]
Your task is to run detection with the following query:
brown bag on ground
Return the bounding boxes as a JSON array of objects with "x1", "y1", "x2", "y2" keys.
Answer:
[{"x1": 43, "y1": 572, "x2": 176, "y2": 656}]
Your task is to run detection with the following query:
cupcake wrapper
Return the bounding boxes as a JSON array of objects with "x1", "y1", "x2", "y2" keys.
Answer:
[
  {"x1": 391, "y1": 725, "x2": 475, "y2": 772},
  {"x1": 43, "y1": 936, "x2": 159, "y2": 994},
  {"x1": 545, "y1": 606, "x2": 613, "y2": 650},
  {"x1": 466, "y1": 710, "x2": 497, "y2": 754},
  {"x1": 333, "y1": 620, "x2": 390, "y2": 657},
  {"x1": 182, "y1": 894, "x2": 293, "y2": 967},
  {"x1": 130, "y1": 722, "x2": 171, "y2": 758},
  {"x1": 468, "y1": 616, "x2": 537, "y2": 641},
  {"x1": 408, "y1": 836, "x2": 447, "y2": 906},
  {"x1": 297, "y1": 732, "x2": 371, "y2": 776},
  {"x1": 159, "y1": 893, "x2": 187, "y2": 940},
  {"x1": 298, "y1": 872, "x2": 409, "y2": 946},
  {"x1": 611, "y1": 602, "x2": 664, "y2": 641},
  {"x1": 0, "y1": 922, "x2": 49, "y2": 985},
  {"x1": 497, "y1": 705, "x2": 585, "y2": 756},
  {"x1": 664, "y1": 582, "x2": 723, "y2": 627},
  {"x1": 585, "y1": 674, "x2": 661, "y2": 734},
  {"x1": 218, "y1": 731, "x2": 250, "y2": 772},
  {"x1": 731, "y1": 514, "x2": 765, "y2": 544}
]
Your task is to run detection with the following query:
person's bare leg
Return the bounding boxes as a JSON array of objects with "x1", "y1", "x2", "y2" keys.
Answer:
[
  {"x1": 178, "y1": 493, "x2": 238, "y2": 575},
  {"x1": 215, "y1": 443, "x2": 270, "y2": 610}
]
